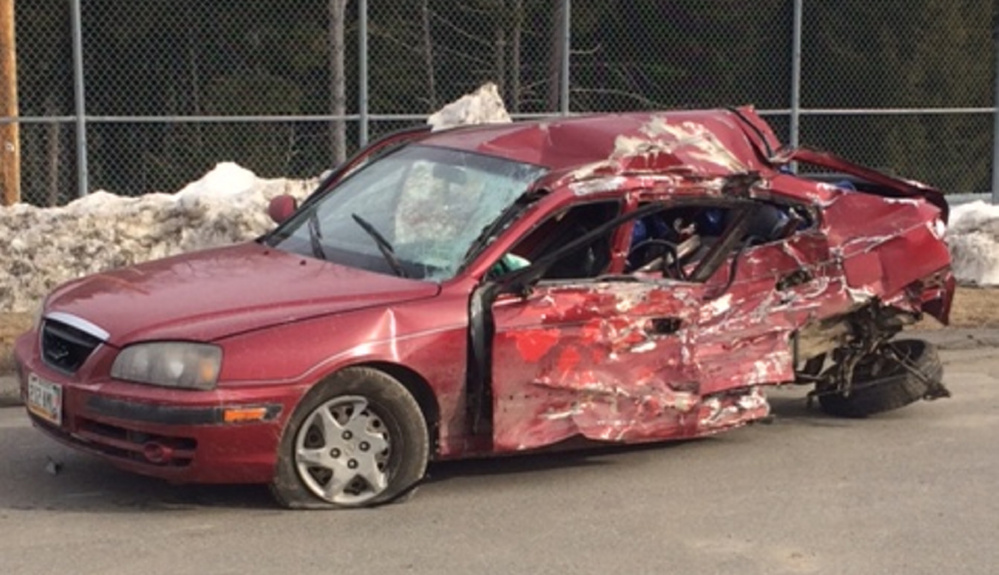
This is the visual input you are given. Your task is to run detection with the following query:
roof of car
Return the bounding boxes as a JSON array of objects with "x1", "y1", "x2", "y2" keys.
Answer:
[{"x1": 418, "y1": 108, "x2": 775, "y2": 176}]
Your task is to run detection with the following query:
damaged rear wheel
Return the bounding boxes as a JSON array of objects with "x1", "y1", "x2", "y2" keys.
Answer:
[
  {"x1": 816, "y1": 339, "x2": 947, "y2": 418},
  {"x1": 270, "y1": 367, "x2": 429, "y2": 509}
]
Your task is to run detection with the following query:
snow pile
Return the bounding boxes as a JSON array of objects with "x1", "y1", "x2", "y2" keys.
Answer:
[
  {"x1": 4, "y1": 82, "x2": 999, "y2": 315},
  {"x1": 0, "y1": 83, "x2": 513, "y2": 313},
  {"x1": 427, "y1": 82, "x2": 512, "y2": 131},
  {"x1": 947, "y1": 200, "x2": 999, "y2": 286},
  {"x1": 1, "y1": 163, "x2": 317, "y2": 312}
]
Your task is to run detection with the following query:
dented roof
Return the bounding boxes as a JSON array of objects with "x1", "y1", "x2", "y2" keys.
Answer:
[
  {"x1": 420, "y1": 106, "x2": 948, "y2": 218},
  {"x1": 422, "y1": 108, "x2": 777, "y2": 176}
]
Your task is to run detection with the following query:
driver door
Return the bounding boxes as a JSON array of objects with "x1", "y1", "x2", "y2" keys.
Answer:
[
  {"x1": 491, "y1": 279, "x2": 709, "y2": 451},
  {"x1": 488, "y1": 198, "x2": 790, "y2": 452}
]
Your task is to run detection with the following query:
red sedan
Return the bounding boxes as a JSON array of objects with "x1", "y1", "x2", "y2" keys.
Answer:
[{"x1": 14, "y1": 107, "x2": 953, "y2": 508}]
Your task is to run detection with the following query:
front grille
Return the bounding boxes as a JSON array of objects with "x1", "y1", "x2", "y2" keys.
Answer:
[
  {"x1": 32, "y1": 415, "x2": 196, "y2": 468},
  {"x1": 77, "y1": 418, "x2": 197, "y2": 467},
  {"x1": 41, "y1": 319, "x2": 102, "y2": 374}
]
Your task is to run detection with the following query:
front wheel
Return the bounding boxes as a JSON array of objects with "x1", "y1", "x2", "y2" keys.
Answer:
[{"x1": 271, "y1": 367, "x2": 430, "y2": 509}]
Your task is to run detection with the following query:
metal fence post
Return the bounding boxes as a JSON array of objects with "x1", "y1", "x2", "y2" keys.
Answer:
[
  {"x1": 70, "y1": 0, "x2": 88, "y2": 198},
  {"x1": 359, "y1": 0, "x2": 368, "y2": 147},
  {"x1": 560, "y1": 0, "x2": 570, "y2": 116},
  {"x1": 992, "y1": 4, "x2": 999, "y2": 203},
  {"x1": 790, "y1": 0, "x2": 803, "y2": 169}
]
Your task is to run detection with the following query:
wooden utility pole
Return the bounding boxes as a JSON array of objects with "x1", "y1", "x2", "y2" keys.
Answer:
[{"x1": 0, "y1": 0, "x2": 19, "y2": 206}]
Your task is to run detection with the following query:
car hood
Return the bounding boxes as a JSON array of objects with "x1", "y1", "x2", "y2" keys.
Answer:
[{"x1": 44, "y1": 242, "x2": 441, "y2": 346}]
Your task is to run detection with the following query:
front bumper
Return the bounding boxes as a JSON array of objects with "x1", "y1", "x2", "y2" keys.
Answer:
[{"x1": 14, "y1": 333, "x2": 307, "y2": 484}]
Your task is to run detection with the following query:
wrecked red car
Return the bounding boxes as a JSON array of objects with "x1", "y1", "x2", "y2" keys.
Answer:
[{"x1": 14, "y1": 107, "x2": 954, "y2": 508}]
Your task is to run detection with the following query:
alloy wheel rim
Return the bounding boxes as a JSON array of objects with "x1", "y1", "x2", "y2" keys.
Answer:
[{"x1": 294, "y1": 395, "x2": 391, "y2": 505}]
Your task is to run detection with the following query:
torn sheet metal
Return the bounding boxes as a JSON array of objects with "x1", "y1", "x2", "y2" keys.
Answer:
[{"x1": 479, "y1": 109, "x2": 952, "y2": 454}]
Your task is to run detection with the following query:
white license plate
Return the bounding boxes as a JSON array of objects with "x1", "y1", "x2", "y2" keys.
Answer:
[{"x1": 27, "y1": 373, "x2": 63, "y2": 426}]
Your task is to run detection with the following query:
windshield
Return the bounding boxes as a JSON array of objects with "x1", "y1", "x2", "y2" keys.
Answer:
[{"x1": 267, "y1": 144, "x2": 546, "y2": 281}]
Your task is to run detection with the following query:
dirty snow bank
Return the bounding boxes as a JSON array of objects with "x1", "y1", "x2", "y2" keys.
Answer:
[
  {"x1": 4, "y1": 82, "x2": 996, "y2": 314},
  {"x1": 427, "y1": 82, "x2": 511, "y2": 130},
  {"x1": 1, "y1": 163, "x2": 317, "y2": 312},
  {"x1": 0, "y1": 84, "x2": 514, "y2": 313},
  {"x1": 947, "y1": 201, "x2": 999, "y2": 286}
]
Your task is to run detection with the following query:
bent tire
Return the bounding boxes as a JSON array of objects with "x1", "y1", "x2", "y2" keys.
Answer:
[
  {"x1": 271, "y1": 367, "x2": 430, "y2": 509},
  {"x1": 817, "y1": 339, "x2": 945, "y2": 418}
]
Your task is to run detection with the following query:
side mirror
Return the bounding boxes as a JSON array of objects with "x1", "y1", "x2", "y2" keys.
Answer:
[{"x1": 268, "y1": 194, "x2": 298, "y2": 224}]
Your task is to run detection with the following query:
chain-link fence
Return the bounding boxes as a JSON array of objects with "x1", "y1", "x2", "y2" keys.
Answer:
[{"x1": 3, "y1": 0, "x2": 995, "y2": 206}]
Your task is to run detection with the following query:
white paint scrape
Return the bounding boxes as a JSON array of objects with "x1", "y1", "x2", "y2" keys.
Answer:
[
  {"x1": 426, "y1": 82, "x2": 512, "y2": 131},
  {"x1": 613, "y1": 116, "x2": 747, "y2": 173},
  {"x1": 947, "y1": 200, "x2": 999, "y2": 286}
]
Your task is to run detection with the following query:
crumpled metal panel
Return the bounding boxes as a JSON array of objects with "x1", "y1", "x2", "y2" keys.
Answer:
[
  {"x1": 484, "y1": 109, "x2": 953, "y2": 454},
  {"x1": 421, "y1": 107, "x2": 777, "y2": 177}
]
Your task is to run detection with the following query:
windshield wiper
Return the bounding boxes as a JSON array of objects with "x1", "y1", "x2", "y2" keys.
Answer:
[
  {"x1": 307, "y1": 210, "x2": 328, "y2": 260},
  {"x1": 351, "y1": 213, "x2": 408, "y2": 278},
  {"x1": 460, "y1": 190, "x2": 543, "y2": 269}
]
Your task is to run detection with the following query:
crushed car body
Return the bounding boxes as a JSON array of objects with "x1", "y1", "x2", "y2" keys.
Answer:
[{"x1": 14, "y1": 106, "x2": 954, "y2": 508}]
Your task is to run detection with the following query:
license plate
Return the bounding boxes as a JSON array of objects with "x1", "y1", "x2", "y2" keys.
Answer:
[{"x1": 27, "y1": 373, "x2": 63, "y2": 426}]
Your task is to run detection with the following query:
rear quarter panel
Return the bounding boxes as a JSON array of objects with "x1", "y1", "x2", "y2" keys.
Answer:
[{"x1": 821, "y1": 189, "x2": 951, "y2": 299}]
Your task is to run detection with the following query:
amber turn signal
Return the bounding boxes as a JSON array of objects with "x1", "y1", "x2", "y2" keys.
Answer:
[{"x1": 223, "y1": 407, "x2": 269, "y2": 423}]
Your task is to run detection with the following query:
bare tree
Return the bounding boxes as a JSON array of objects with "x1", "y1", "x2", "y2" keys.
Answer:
[
  {"x1": 546, "y1": 0, "x2": 564, "y2": 111},
  {"x1": 494, "y1": 0, "x2": 506, "y2": 97},
  {"x1": 187, "y1": 2, "x2": 203, "y2": 154},
  {"x1": 421, "y1": 0, "x2": 436, "y2": 109},
  {"x1": 511, "y1": 0, "x2": 522, "y2": 112},
  {"x1": 330, "y1": 0, "x2": 348, "y2": 164},
  {"x1": 44, "y1": 92, "x2": 60, "y2": 207}
]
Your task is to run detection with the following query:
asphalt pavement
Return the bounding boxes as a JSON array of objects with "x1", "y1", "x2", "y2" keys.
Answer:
[
  {"x1": 0, "y1": 331, "x2": 997, "y2": 574},
  {"x1": 0, "y1": 374, "x2": 18, "y2": 407}
]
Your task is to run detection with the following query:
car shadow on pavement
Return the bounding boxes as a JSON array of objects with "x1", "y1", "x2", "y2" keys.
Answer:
[
  {"x1": 0, "y1": 425, "x2": 278, "y2": 513},
  {"x1": 0, "y1": 392, "x2": 878, "y2": 513},
  {"x1": 763, "y1": 388, "x2": 882, "y2": 427},
  {"x1": 1, "y1": 422, "x2": 708, "y2": 513},
  {"x1": 424, "y1": 436, "x2": 703, "y2": 485},
  {"x1": 427, "y1": 387, "x2": 903, "y2": 487}
]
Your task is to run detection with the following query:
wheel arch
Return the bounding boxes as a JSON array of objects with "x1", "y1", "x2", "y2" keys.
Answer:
[
  {"x1": 286, "y1": 360, "x2": 441, "y2": 457},
  {"x1": 354, "y1": 361, "x2": 441, "y2": 455}
]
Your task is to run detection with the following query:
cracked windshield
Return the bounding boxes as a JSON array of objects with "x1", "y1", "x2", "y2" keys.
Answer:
[{"x1": 269, "y1": 145, "x2": 545, "y2": 280}]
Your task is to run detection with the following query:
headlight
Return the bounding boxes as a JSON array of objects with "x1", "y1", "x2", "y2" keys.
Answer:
[{"x1": 111, "y1": 342, "x2": 222, "y2": 390}]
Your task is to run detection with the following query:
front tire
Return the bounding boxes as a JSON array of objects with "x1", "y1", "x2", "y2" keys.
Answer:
[{"x1": 271, "y1": 367, "x2": 429, "y2": 509}]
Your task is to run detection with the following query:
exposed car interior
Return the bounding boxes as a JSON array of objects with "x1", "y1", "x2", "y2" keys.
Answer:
[
  {"x1": 626, "y1": 201, "x2": 812, "y2": 279},
  {"x1": 493, "y1": 201, "x2": 621, "y2": 281},
  {"x1": 493, "y1": 197, "x2": 813, "y2": 284}
]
